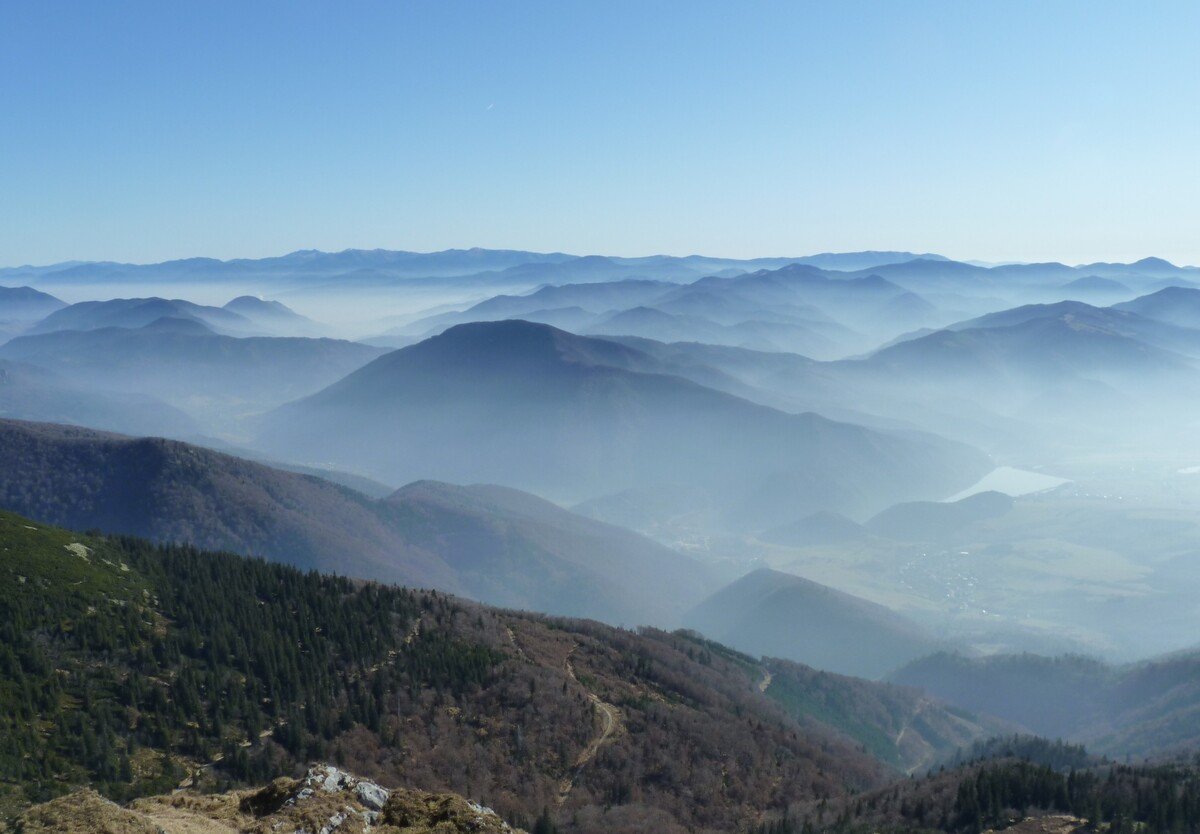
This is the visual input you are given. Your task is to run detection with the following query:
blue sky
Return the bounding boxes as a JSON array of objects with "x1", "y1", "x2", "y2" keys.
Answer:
[{"x1": 2, "y1": 1, "x2": 1198, "y2": 266}]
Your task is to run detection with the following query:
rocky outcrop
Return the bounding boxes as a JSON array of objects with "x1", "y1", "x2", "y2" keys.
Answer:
[{"x1": 16, "y1": 765, "x2": 525, "y2": 834}]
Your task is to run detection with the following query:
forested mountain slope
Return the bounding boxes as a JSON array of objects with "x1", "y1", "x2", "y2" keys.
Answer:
[{"x1": 0, "y1": 508, "x2": 998, "y2": 832}]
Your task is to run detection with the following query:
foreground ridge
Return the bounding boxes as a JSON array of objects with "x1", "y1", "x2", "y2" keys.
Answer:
[{"x1": 16, "y1": 763, "x2": 524, "y2": 834}]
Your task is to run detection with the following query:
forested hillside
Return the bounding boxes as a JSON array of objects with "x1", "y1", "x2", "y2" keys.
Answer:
[
  {"x1": 0, "y1": 508, "x2": 995, "y2": 833},
  {"x1": 787, "y1": 751, "x2": 1200, "y2": 834}
]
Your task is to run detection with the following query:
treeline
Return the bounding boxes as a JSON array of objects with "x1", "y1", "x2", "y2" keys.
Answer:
[
  {"x1": 947, "y1": 735, "x2": 1096, "y2": 771},
  {"x1": 953, "y1": 761, "x2": 1200, "y2": 834},
  {"x1": 780, "y1": 752, "x2": 1200, "y2": 834}
]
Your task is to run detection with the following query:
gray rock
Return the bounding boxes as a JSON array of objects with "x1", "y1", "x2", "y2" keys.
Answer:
[{"x1": 355, "y1": 781, "x2": 389, "y2": 810}]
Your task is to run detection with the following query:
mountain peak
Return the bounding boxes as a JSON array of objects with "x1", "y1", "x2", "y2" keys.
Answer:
[
  {"x1": 137, "y1": 315, "x2": 214, "y2": 335},
  {"x1": 683, "y1": 567, "x2": 941, "y2": 678},
  {"x1": 1133, "y1": 256, "x2": 1176, "y2": 269},
  {"x1": 420, "y1": 319, "x2": 645, "y2": 370},
  {"x1": 224, "y1": 294, "x2": 296, "y2": 314}
]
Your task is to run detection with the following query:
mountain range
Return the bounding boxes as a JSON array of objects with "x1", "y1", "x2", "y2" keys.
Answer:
[
  {"x1": 1113, "y1": 285, "x2": 1200, "y2": 328},
  {"x1": 891, "y1": 650, "x2": 1200, "y2": 757},
  {"x1": 8, "y1": 244, "x2": 1200, "y2": 831},
  {"x1": 0, "y1": 418, "x2": 712, "y2": 627},
  {"x1": 603, "y1": 291, "x2": 1200, "y2": 453},
  {"x1": 394, "y1": 262, "x2": 945, "y2": 358},
  {"x1": 8, "y1": 248, "x2": 948, "y2": 287},
  {"x1": 29, "y1": 296, "x2": 259, "y2": 335},
  {"x1": 256, "y1": 320, "x2": 991, "y2": 531},
  {"x1": 0, "y1": 316, "x2": 386, "y2": 431},
  {"x1": 11, "y1": 247, "x2": 1194, "y2": 289},
  {"x1": 0, "y1": 285, "x2": 65, "y2": 321}
]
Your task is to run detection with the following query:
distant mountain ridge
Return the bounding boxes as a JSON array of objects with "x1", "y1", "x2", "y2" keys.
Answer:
[
  {"x1": 0, "y1": 285, "x2": 65, "y2": 321},
  {"x1": 10, "y1": 250, "x2": 1196, "y2": 321},
  {"x1": 684, "y1": 568, "x2": 945, "y2": 678},
  {"x1": 892, "y1": 650, "x2": 1200, "y2": 756},
  {"x1": 257, "y1": 320, "x2": 991, "y2": 531},
  {"x1": 865, "y1": 491, "x2": 1015, "y2": 541},
  {"x1": 0, "y1": 359, "x2": 197, "y2": 437},
  {"x1": 222, "y1": 294, "x2": 323, "y2": 335},
  {"x1": 490, "y1": 288, "x2": 1200, "y2": 457},
  {"x1": 1060, "y1": 275, "x2": 1132, "y2": 295},
  {"x1": 0, "y1": 317, "x2": 387, "y2": 431},
  {"x1": 1113, "y1": 286, "x2": 1200, "y2": 328},
  {"x1": 30, "y1": 296, "x2": 256, "y2": 335},
  {"x1": 946, "y1": 300, "x2": 1200, "y2": 356},
  {"x1": 8, "y1": 247, "x2": 948, "y2": 284},
  {"x1": 0, "y1": 418, "x2": 712, "y2": 626}
]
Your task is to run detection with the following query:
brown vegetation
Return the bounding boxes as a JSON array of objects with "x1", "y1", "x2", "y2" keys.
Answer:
[{"x1": 15, "y1": 765, "x2": 524, "y2": 834}]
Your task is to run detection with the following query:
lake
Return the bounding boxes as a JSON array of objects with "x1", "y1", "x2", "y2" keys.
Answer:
[{"x1": 944, "y1": 466, "x2": 1071, "y2": 502}]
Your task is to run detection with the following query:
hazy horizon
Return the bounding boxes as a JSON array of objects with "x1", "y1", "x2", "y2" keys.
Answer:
[{"x1": 4, "y1": 245, "x2": 1198, "y2": 273}]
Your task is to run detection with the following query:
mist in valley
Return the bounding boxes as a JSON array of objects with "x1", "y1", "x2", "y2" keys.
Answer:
[{"x1": 5, "y1": 249, "x2": 1200, "y2": 678}]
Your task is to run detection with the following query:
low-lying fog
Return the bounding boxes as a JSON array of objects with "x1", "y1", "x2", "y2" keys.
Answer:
[{"x1": 5, "y1": 248, "x2": 1200, "y2": 667}]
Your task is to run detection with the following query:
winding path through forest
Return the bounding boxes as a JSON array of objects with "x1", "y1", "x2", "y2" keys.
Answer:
[{"x1": 556, "y1": 644, "x2": 622, "y2": 806}]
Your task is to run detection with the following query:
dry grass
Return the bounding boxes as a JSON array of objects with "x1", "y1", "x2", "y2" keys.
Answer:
[{"x1": 16, "y1": 766, "x2": 525, "y2": 834}]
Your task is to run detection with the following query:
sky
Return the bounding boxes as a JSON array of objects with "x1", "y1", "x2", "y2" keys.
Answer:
[{"x1": 2, "y1": 1, "x2": 1199, "y2": 267}]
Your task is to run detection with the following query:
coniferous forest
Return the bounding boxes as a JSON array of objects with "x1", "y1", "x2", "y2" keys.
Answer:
[{"x1": 0, "y1": 510, "x2": 498, "y2": 809}]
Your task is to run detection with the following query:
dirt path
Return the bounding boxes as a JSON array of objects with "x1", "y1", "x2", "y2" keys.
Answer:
[
  {"x1": 895, "y1": 698, "x2": 935, "y2": 775},
  {"x1": 360, "y1": 613, "x2": 422, "y2": 676},
  {"x1": 556, "y1": 645, "x2": 622, "y2": 806},
  {"x1": 894, "y1": 697, "x2": 929, "y2": 747},
  {"x1": 758, "y1": 668, "x2": 773, "y2": 693},
  {"x1": 504, "y1": 624, "x2": 529, "y2": 661}
]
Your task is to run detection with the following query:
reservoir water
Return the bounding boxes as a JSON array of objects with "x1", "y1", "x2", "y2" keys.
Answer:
[{"x1": 944, "y1": 466, "x2": 1070, "y2": 502}]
